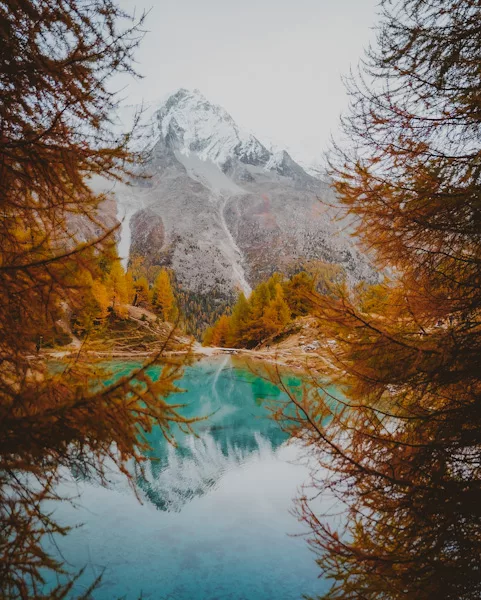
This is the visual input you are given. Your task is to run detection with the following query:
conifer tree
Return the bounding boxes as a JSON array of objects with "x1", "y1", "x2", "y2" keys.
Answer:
[
  {"x1": 278, "y1": 2, "x2": 481, "y2": 599},
  {"x1": 91, "y1": 279, "x2": 112, "y2": 321},
  {"x1": 211, "y1": 315, "x2": 231, "y2": 347},
  {"x1": 206, "y1": 274, "x2": 296, "y2": 348},
  {"x1": 284, "y1": 271, "x2": 316, "y2": 316},
  {"x1": 125, "y1": 270, "x2": 135, "y2": 304},
  {"x1": 0, "y1": 1, "x2": 196, "y2": 596},
  {"x1": 202, "y1": 326, "x2": 215, "y2": 347},
  {"x1": 227, "y1": 292, "x2": 251, "y2": 346},
  {"x1": 133, "y1": 276, "x2": 150, "y2": 307},
  {"x1": 106, "y1": 260, "x2": 129, "y2": 315},
  {"x1": 151, "y1": 269, "x2": 177, "y2": 322},
  {"x1": 247, "y1": 278, "x2": 278, "y2": 344},
  {"x1": 262, "y1": 283, "x2": 291, "y2": 336}
]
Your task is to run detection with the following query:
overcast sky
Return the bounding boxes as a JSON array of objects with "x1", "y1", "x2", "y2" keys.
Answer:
[{"x1": 114, "y1": 0, "x2": 379, "y2": 167}]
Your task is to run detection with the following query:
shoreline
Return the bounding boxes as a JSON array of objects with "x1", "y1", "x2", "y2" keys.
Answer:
[{"x1": 43, "y1": 342, "x2": 324, "y2": 376}]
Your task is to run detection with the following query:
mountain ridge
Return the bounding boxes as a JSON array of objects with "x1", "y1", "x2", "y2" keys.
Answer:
[{"x1": 103, "y1": 89, "x2": 375, "y2": 333}]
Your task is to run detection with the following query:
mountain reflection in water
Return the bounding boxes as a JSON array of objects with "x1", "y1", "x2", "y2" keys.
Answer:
[
  {"x1": 138, "y1": 356, "x2": 290, "y2": 512},
  {"x1": 140, "y1": 430, "x2": 282, "y2": 512},
  {"x1": 43, "y1": 357, "x2": 327, "y2": 600}
]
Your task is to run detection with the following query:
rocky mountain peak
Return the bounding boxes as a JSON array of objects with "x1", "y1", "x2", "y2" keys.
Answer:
[
  {"x1": 106, "y1": 89, "x2": 375, "y2": 327},
  {"x1": 154, "y1": 88, "x2": 271, "y2": 169}
]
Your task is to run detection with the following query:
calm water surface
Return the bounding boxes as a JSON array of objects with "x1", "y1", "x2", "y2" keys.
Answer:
[{"x1": 44, "y1": 356, "x2": 328, "y2": 599}]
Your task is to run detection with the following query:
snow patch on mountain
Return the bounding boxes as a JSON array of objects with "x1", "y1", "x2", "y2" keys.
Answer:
[
  {"x1": 174, "y1": 150, "x2": 244, "y2": 196},
  {"x1": 106, "y1": 89, "x2": 376, "y2": 303},
  {"x1": 174, "y1": 149, "x2": 251, "y2": 295},
  {"x1": 116, "y1": 188, "x2": 143, "y2": 269},
  {"x1": 157, "y1": 89, "x2": 270, "y2": 168},
  {"x1": 264, "y1": 151, "x2": 286, "y2": 172}
]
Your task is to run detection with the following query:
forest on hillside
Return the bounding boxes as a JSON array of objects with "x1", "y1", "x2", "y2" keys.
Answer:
[{"x1": 203, "y1": 263, "x2": 344, "y2": 348}]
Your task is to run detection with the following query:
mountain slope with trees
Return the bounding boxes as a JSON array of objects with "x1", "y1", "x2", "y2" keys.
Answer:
[
  {"x1": 110, "y1": 89, "x2": 375, "y2": 311},
  {"x1": 203, "y1": 263, "x2": 342, "y2": 349}
]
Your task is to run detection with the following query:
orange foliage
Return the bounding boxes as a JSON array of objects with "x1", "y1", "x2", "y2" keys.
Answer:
[
  {"x1": 273, "y1": 1, "x2": 481, "y2": 598},
  {"x1": 0, "y1": 1, "x2": 194, "y2": 597},
  {"x1": 151, "y1": 269, "x2": 178, "y2": 322}
]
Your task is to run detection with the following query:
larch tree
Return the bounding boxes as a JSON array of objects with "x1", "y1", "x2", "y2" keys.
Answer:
[
  {"x1": 0, "y1": 1, "x2": 197, "y2": 597},
  {"x1": 262, "y1": 283, "x2": 291, "y2": 337},
  {"x1": 227, "y1": 292, "x2": 251, "y2": 346},
  {"x1": 205, "y1": 273, "x2": 313, "y2": 349},
  {"x1": 211, "y1": 314, "x2": 231, "y2": 347},
  {"x1": 151, "y1": 268, "x2": 177, "y2": 322},
  {"x1": 125, "y1": 269, "x2": 135, "y2": 304},
  {"x1": 272, "y1": 1, "x2": 481, "y2": 599},
  {"x1": 284, "y1": 271, "x2": 316, "y2": 317},
  {"x1": 133, "y1": 274, "x2": 150, "y2": 307},
  {"x1": 106, "y1": 260, "x2": 129, "y2": 315},
  {"x1": 202, "y1": 325, "x2": 215, "y2": 347}
]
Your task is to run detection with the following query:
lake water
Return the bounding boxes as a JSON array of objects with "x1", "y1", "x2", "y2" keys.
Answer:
[{"x1": 43, "y1": 356, "x2": 328, "y2": 599}]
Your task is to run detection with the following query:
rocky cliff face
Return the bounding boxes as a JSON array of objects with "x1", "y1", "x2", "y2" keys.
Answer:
[{"x1": 112, "y1": 89, "x2": 374, "y2": 299}]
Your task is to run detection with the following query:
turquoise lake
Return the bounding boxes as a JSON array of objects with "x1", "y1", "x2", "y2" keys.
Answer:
[{"x1": 44, "y1": 356, "x2": 328, "y2": 599}]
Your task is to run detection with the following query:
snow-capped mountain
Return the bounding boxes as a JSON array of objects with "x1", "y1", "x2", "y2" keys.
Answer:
[
  {"x1": 157, "y1": 89, "x2": 271, "y2": 168},
  {"x1": 107, "y1": 88, "x2": 373, "y2": 313}
]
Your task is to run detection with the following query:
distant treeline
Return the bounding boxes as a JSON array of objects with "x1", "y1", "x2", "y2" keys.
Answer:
[
  {"x1": 71, "y1": 252, "x2": 350, "y2": 345},
  {"x1": 174, "y1": 288, "x2": 233, "y2": 341}
]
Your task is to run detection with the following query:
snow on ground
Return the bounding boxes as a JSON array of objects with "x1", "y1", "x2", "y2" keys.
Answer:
[
  {"x1": 175, "y1": 149, "x2": 251, "y2": 296},
  {"x1": 158, "y1": 88, "x2": 268, "y2": 167},
  {"x1": 175, "y1": 150, "x2": 244, "y2": 196}
]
